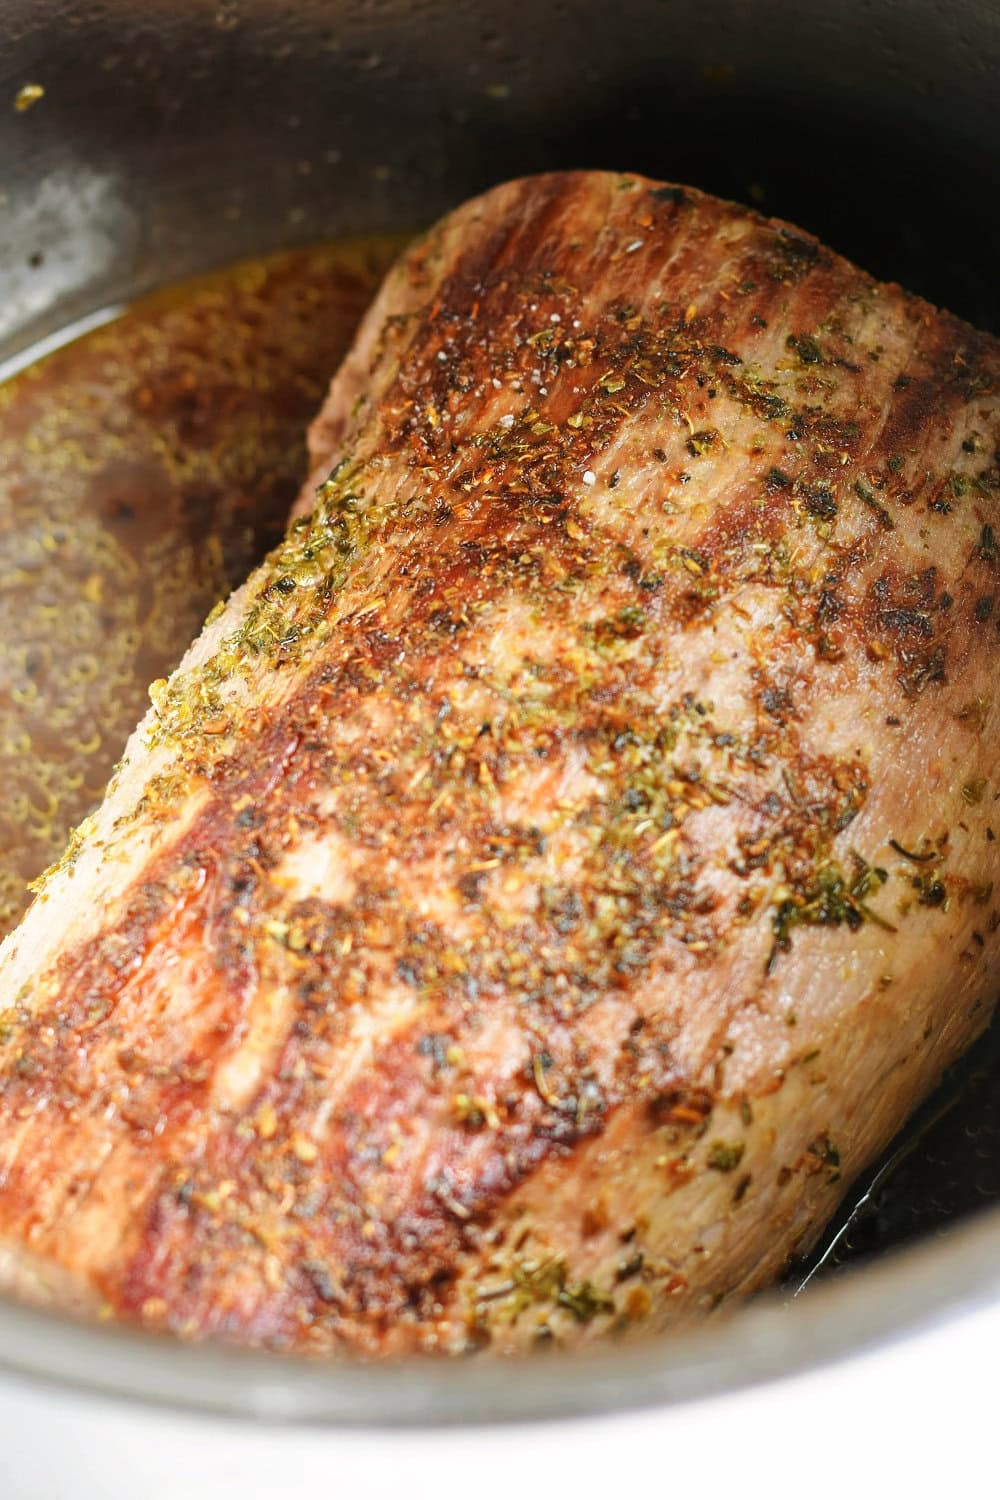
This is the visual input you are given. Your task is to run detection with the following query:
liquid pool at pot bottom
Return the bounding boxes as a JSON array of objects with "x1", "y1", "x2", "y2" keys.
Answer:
[
  {"x1": 0, "y1": 240, "x2": 996, "y2": 1300},
  {"x1": 0, "y1": 237, "x2": 403, "y2": 933}
]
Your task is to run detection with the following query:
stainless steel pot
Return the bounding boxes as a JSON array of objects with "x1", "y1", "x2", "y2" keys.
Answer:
[{"x1": 0, "y1": 0, "x2": 998, "y2": 1465}]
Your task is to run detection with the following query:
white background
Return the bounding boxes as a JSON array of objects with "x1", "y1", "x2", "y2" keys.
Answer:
[{"x1": 0, "y1": 1296, "x2": 992, "y2": 1500}]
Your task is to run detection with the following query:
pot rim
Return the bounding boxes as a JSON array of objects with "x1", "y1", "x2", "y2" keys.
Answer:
[{"x1": 0, "y1": 1202, "x2": 997, "y2": 1426}]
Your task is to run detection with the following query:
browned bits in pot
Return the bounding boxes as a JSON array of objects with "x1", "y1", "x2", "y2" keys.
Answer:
[{"x1": 0, "y1": 236, "x2": 403, "y2": 933}]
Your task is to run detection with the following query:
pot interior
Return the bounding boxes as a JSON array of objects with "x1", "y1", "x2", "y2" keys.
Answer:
[{"x1": 0, "y1": 0, "x2": 998, "y2": 1417}]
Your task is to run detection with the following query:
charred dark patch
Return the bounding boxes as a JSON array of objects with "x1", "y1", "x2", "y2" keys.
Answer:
[
  {"x1": 765, "y1": 228, "x2": 825, "y2": 284},
  {"x1": 864, "y1": 568, "x2": 951, "y2": 696}
]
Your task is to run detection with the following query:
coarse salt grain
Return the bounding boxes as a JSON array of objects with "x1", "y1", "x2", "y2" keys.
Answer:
[{"x1": 582, "y1": 470, "x2": 596, "y2": 486}]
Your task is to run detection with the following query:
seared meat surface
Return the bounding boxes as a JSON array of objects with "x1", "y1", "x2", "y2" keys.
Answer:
[{"x1": 0, "y1": 172, "x2": 997, "y2": 1354}]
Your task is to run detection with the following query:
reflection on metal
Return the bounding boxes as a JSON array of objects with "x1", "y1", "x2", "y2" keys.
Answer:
[
  {"x1": 0, "y1": 170, "x2": 133, "y2": 350},
  {"x1": 0, "y1": 303, "x2": 122, "y2": 383}
]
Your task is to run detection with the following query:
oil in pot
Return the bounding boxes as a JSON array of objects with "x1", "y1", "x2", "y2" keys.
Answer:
[{"x1": 0, "y1": 236, "x2": 404, "y2": 936}]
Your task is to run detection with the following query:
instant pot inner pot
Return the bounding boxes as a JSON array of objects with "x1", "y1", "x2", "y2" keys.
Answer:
[{"x1": 0, "y1": 0, "x2": 998, "y2": 1419}]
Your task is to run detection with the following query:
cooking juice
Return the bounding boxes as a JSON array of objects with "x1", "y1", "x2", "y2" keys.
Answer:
[{"x1": 0, "y1": 238, "x2": 402, "y2": 934}]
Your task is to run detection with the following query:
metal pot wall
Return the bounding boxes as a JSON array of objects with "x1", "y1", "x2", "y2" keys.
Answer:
[{"x1": 0, "y1": 0, "x2": 998, "y2": 1489}]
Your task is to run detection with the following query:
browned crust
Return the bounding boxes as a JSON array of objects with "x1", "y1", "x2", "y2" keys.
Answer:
[{"x1": 0, "y1": 172, "x2": 997, "y2": 1354}]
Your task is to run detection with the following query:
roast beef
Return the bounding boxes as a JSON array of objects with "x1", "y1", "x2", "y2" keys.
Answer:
[{"x1": 0, "y1": 172, "x2": 997, "y2": 1354}]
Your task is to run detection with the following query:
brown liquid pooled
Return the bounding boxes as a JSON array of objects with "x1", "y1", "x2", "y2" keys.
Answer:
[{"x1": 0, "y1": 237, "x2": 404, "y2": 936}]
